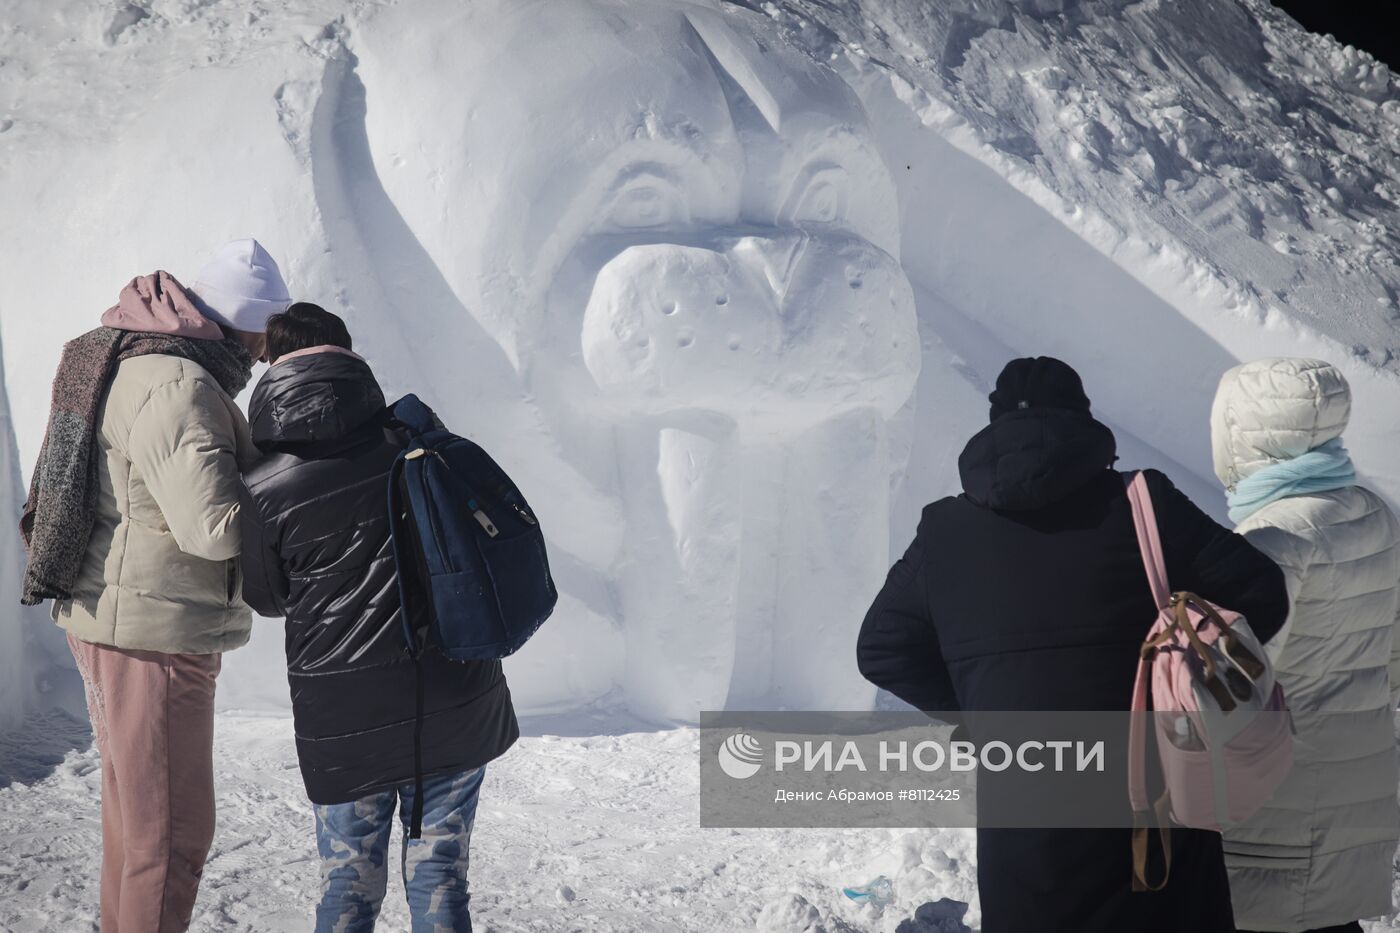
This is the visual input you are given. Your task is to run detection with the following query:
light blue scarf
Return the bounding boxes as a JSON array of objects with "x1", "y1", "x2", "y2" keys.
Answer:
[{"x1": 1227, "y1": 437, "x2": 1356, "y2": 523}]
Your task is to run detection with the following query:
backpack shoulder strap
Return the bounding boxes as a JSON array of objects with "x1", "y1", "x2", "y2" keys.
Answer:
[
  {"x1": 386, "y1": 452, "x2": 420, "y2": 653},
  {"x1": 386, "y1": 394, "x2": 438, "y2": 437},
  {"x1": 384, "y1": 450, "x2": 429, "y2": 841},
  {"x1": 1124, "y1": 471, "x2": 1177, "y2": 891},
  {"x1": 1123, "y1": 472, "x2": 1171, "y2": 610}
]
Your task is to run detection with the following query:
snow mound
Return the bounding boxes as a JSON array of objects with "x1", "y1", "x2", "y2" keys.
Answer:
[
  {"x1": 770, "y1": 0, "x2": 1400, "y2": 356},
  {"x1": 759, "y1": 893, "x2": 859, "y2": 933},
  {"x1": 2, "y1": 0, "x2": 1398, "y2": 729},
  {"x1": 760, "y1": 0, "x2": 1400, "y2": 532}
]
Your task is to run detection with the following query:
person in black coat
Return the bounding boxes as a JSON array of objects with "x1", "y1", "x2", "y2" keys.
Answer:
[
  {"x1": 239, "y1": 304, "x2": 516, "y2": 931},
  {"x1": 857, "y1": 357, "x2": 1289, "y2": 933}
]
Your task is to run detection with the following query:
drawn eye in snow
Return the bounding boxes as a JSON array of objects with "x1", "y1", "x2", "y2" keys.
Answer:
[
  {"x1": 781, "y1": 163, "x2": 850, "y2": 226},
  {"x1": 603, "y1": 175, "x2": 689, "y2": 230}
]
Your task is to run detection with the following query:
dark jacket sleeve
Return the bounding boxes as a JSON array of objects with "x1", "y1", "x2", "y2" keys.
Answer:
[
  {"x1": 1145, "y1": 470, "x2": 1290, "y2": 644},
  {"x1": 857, "y1": 507, "x2": 960, "y2": 713},
  {"x1": 238, "y1": 479, "x2": 290, "y2": 618}
]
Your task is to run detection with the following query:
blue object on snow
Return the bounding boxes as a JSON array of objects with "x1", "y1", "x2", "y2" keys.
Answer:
[{"x1": 842, "y1": 875, "x2": 894, "y2": 907}]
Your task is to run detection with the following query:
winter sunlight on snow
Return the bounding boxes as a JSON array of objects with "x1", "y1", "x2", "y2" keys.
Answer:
[{"x1": 2, "y1": 0, "x2": 1400, "y2": 930}]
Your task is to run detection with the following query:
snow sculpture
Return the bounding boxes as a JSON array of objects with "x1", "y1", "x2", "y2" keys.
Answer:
[{"x1": 361, "y1": 0, "x2": 919, "y2": 719}]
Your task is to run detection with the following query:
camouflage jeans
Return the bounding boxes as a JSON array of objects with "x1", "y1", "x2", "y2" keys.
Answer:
[{"x1": 313, "y1": 766, "x2": 485, "y2": 933}]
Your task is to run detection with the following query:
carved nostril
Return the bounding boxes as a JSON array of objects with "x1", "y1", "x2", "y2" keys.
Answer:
[
  {"x1": 661, "y1": 301, "x2": 677, "y2": 316},
  {"x1": 715, "y1": 294, "x2": 729, "y2": 306},
  {"x1": 677, "y1": 331, "x2": 695, "y2": 349}
]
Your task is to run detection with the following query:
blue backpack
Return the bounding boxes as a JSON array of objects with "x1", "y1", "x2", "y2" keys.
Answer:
[{"x1": 386, "y1": 394, "x2": 557, "y2": 661}]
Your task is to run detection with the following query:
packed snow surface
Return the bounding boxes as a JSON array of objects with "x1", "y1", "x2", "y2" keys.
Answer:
[
  {"x1": 0, "y1": 711, "x2": 983, "y2": 933},
  {"x1": 0, "y1": 710, "x2": 1397, "y2": 932}
]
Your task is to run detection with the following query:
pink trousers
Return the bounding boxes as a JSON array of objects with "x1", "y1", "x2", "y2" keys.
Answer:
[{"x1": 68, "y1": 634, "x2": 221, "y2": 933}]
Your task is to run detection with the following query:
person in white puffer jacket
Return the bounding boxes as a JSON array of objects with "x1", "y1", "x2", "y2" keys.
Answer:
[{"x1": 1212, "y1": 357, "x2": 1400, "y2": 933}]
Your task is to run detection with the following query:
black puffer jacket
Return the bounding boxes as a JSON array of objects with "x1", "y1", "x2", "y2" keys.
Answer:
[
  {"x1": 239, "y1": 351, "x2": 518, "y2": 804},
  {"x1": 858, "y1": 408, "x2": 1289, "y2": 933}
]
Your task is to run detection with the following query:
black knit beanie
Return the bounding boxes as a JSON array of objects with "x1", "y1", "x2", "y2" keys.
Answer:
[{"x1": 988, "y1": 356, "x2": 1092, "y2": 422}]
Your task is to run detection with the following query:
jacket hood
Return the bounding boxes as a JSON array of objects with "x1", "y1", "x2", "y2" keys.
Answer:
[
  {"x1": 99, "y1": 271, "x2": 226, "y2": 340},
  {"x1": 959, "y1": 409, "x2": 1118, "y2": 510},
  {"x1": 1210, "y1": 358, "x2": 1351, "y2": 490},
  {"x1": 249, "y1": 351, "x2": 387, "y2": 449},
  {"x1": 272, "y1": 344, "x2": 364, "y2": 366}
]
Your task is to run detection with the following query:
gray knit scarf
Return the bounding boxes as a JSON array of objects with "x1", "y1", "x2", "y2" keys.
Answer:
[{"x1": 19, "y1": 327, "x2": 253, "y2": 605}]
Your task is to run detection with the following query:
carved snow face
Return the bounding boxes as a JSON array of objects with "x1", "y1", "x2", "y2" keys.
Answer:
[{"x1": 362, "y1": 0, "x2": 918, "y2": 422}]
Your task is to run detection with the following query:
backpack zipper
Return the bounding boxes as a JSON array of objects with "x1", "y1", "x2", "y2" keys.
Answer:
[
  {"x1": 468, "y1": 499, "x2": 500, "y2": 538},
  {"x1": 421, "y1": 446, "x2": 510, "y2": 537}
]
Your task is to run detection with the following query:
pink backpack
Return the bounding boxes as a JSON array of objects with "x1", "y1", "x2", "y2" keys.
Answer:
[{"x1": 1124, "y1": 472, "x2": 1293, "y2": 891}]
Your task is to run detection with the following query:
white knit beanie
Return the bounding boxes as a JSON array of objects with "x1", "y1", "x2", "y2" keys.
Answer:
[{"x1": 188, "y1": 239, "x2": 291, "y2": 333}]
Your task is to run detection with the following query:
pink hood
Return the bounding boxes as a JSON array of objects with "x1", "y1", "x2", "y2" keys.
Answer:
[
  {"x1": 100, "y1": 271, "x2": 225, "y2": 340},
  {"x1": 270, "y1": 345, "x2": 365, "y2": 366}
]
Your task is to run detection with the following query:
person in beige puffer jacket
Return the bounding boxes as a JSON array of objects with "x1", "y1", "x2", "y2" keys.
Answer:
[
  {"x1": 25, "y1": 239, "x2": 290, "y2": 933},
  {"x1": 1212, "y1": 358, "x2": 1400, "y2": 933},
  {"x1": 54, "y1": 347, "x2": 257, "y2": 652}
]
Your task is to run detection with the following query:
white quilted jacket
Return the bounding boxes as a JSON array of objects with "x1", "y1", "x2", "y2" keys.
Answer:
[{"x1": 1212, "y1": 358, "x2": 1400, "y2": 932}]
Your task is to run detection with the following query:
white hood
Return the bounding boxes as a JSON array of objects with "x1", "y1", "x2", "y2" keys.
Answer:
[{"x1": 1209, "y1": 357, "x2": 1351, "y2": 491}]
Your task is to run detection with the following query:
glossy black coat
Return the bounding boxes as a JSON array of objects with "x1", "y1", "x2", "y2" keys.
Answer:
[{"x1": 239, "y1": 352, "x2": 517, "y2": 803}]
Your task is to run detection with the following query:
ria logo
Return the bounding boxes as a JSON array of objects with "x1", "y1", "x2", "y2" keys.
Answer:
[{"x1": 717, "y1": 731, "x2": 764, "y2": 780}]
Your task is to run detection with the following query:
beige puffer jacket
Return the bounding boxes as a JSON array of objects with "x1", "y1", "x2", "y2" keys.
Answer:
[
  {"x1": 1212, "y1": 358, "x2": 1400, "y2": 932},
  {"x1": 54, "y1": 354, "x2": 255, "y2": 654}
]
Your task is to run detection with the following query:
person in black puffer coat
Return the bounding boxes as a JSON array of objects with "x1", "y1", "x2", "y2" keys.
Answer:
[
  {"x1": 239, "y1": 303, "x2": 516, "y2": 932},
  {"x1": 857, "y1": 357, "x2": 1289, "y2": 933}
]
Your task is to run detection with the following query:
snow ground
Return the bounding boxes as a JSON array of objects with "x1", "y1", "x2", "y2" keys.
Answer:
[
  {"x1": 0, "y1": 712, "x2": 983, "y2": 933},
  {"x1": 2, "y1": 712, "x2": 1396, "y2": 931}
]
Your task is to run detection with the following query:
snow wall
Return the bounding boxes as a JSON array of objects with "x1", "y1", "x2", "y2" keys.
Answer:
[{"x1": 2, "y1": 0, "x2": 1398, "y2": 728}]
